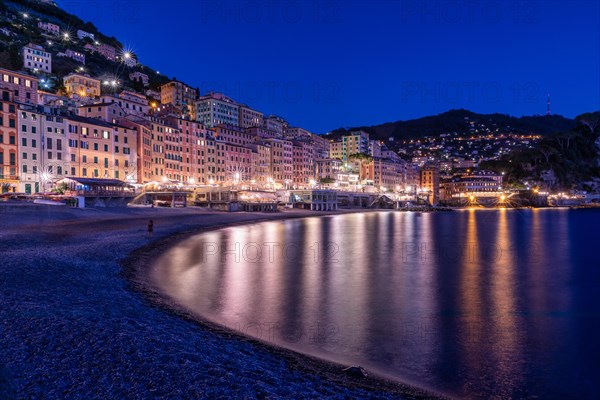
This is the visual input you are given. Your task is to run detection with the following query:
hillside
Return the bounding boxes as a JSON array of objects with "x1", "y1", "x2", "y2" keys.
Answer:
[
  {"x1": 480, "y1": 112, "x2": 600, "y2": 190},
  {"x1": 328, "y1": 109, "x2": 577, "y2": 141},
  {"x1": 0, "y1": 0, "x2": 172, "y2": 95}
]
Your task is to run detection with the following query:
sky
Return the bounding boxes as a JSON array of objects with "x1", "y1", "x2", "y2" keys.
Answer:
[{"x1": 57, "y1": 0, "x2": 600, "y2": 133}]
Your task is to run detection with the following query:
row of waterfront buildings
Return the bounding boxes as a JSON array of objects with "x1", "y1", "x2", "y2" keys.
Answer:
[
  {"x1": 0, "y1": 67, "x2": 420, "y2": 195},
  {"x1": 0, "y1": 66, "x2": 506, "y2": 205}
]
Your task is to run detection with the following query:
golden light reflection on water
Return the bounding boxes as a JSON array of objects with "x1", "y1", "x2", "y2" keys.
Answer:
[
  {"x1": 150, "y1": 209, "x2": 593, "y2": 399},
  {"x1": 490, "y1": 209, "x2": 523, "y2": 395}
]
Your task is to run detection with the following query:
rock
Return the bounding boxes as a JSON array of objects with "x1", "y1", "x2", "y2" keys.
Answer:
[{"x1": 342, "y1": 365, "x2": 368, "y2": 378}]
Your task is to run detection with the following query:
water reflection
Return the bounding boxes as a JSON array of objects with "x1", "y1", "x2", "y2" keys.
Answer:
[{"x1": 151, "y1": 210, "x2": 599, "y2": 399}]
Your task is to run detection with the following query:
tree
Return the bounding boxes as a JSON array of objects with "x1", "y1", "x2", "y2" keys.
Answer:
[
  {"x1": 577, "y1": 112, "x2": 600, "y2": 134},
  {"x1": 348, "y1": 153, "x2": 373, "y2": 182},
  {"x1": 539, "y1": 145, "x2": 557, "y2": 164}
]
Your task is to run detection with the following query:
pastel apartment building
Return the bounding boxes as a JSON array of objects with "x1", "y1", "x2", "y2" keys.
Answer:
[
  {"x1": 63, "y1": 73, "x2": 101, "y2": 98},
  {"x1": 96, "y1": 43, "x2": 117, "y2": 61},
  {"x1": 22, "y1": 43, "x2": 51, "y2": 73},
  {"x1": 17, "y1": 105, "x2": 69, "y2": 193},
  {"x1": 238, "y1": 105, "x2": 263, "y2": 128},
  {"x1": 66, "y1": 115, "x2": 137, "y2": 181},
  {"x1": 196, "y1": 92, "x2": 238, "y2": 127},
  {"x1": 0, "y1": 67, "x2": 38, "y2": 104},
  {"x1": 160, "y1": 80, "x2": 198, "y2": 120},
  {"x1": 64, "y1": 49, "x2": 85, "y2": 64},
  {"x1": 38, "y1": 21, "x2": 60, "y2": 36},
  {"x1": 77, "y1": 30, "x2": 95, "y2": 41},
  {"x1": 0, "y1": 90, "x2": 18, "y2": 191}
]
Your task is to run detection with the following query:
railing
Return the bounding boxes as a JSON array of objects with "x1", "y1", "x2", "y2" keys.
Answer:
[{"x1": 65, "y1": 189, "x2": 135, "y2": 197}]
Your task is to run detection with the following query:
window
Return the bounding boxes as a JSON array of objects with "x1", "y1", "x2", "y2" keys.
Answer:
[
  {"x1": 22, "y1": 138, "x2": 27, "y2": 146},
  {"x1": 32, "y1": 153, "x2": 37, "y2": 161},
  {"x1": 22, "y1": 164, "x2": 27, "y2": 173},
  {"x1": 57, "y1": 139, "x2": 62, "y2": 151},
  {"x1": 82, "y1": 168, "x2": 87, "y2": 176},
  {"x1": 21, "y1": 125, "x2": 27, "y2": 132},
  {"x1": 33, "y1": 166, "x2": 37, "y2": 174},
  {"x1": 47, "y1": 138, "x2": 52, "y2": 149},
  {"x1": 22, "y1": 152, "x2": 27, "y2": 159},
  {"x1": 9, "y1": 136, "x2": 15, "y2": 145},
  {"x1": 82, "y1": 155, "x2": 87, "y2": 163},
  {"x1": 71, "y1": 154, "x2": 75, "y2": 162},
  {"x1": 48, "y1": 152, "x2": 52, "y2": 160},
  {"x1": 31, "y1": 139, "x2": 36, "y2": 148},
  {"x1": 93, "y1": 156, "x2": 98, "y2": 164},
  {"x1": 9, "y1": 119, "x2": 15, "y2": 128},
  {"x1": 104, "y1": 144, "x2": 108, "y2": 152},
  {"x1": 31, "y1": 127, "x2": 36, "y2": 134},
  {"x1": 94, "y1": 143, "x2": 98, "y2": 151}
]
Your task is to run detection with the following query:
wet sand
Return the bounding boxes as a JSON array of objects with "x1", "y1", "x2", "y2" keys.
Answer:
[{"x1": 0, "y1": 203, "x2": 443, "y2": 399}]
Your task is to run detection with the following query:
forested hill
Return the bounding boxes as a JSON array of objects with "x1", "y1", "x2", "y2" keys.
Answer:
[{"x1": 327, "y1": 109, "x2": 577, "y2": 141}]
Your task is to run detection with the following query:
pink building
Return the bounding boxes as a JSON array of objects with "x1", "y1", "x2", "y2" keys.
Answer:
[
  {"x1": 0, "y1": 67, "x2": 38, "y2": 104},
  {"x1": 96, "y1": 43, "x2": 117, "y2": 61},
  {"x1": 38, "y1": 21, "x2": 60, "y2": 36}
]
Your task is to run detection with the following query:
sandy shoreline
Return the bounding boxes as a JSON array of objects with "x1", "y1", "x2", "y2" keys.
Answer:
[{"x1": 0, "y1": 203, "x2": 444, "y2": 399}]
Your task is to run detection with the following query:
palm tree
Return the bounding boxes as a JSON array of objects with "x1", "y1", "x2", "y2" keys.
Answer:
[{"x1": 348, "y1": 153, "x2": 373, "y2": 182}]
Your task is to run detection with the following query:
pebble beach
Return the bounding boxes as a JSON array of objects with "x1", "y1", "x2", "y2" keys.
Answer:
[{"x1": 0, "y1": 203, "x2": 442, "y2": 399}]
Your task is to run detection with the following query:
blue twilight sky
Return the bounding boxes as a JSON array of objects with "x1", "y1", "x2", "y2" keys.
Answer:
[{"x1": 57, "y1": 0, "x2": 600, "y2": 133}]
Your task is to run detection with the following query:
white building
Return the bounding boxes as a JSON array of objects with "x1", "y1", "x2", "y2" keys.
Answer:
[
  {"x1": 100, "y1": 91, "x2": 149, "y2": 116},
  {"x1": 22, "y1": 43, "x2": 51, "y2": 73},
  {"x1": 64, "y1": 49, "x2": 85, "y2": 64},
  {"x1": 76, "y1": 30, "x2": 95, "y2": 41},
  {"x1": 196, "y1": 92, "x2": 239, "y2": 128},
  {"x1": 17, "y1": 105, "x2": 69, "y2": 193},
  {"x1": 263, "y1": 116, "x2": 286, "y2": 137}
]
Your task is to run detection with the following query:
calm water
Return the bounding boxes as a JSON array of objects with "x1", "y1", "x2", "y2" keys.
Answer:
[{"x1": 151, "y1": 209, "x2": 600, "y2": 399}]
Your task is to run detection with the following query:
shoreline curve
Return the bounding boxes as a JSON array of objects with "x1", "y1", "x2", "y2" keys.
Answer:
[{"x1": 122, "y1": 210, "x2": 450, "y2": 400}]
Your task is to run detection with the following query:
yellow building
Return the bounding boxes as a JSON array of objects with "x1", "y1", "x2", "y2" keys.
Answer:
[{"x1": 63, "y1": 73, "x2": 101, "y2": 98}]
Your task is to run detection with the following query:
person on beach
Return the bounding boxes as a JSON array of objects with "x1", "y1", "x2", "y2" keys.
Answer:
[{"x1": 147, "y1": 220, "x2": 154, "y2": 238}]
